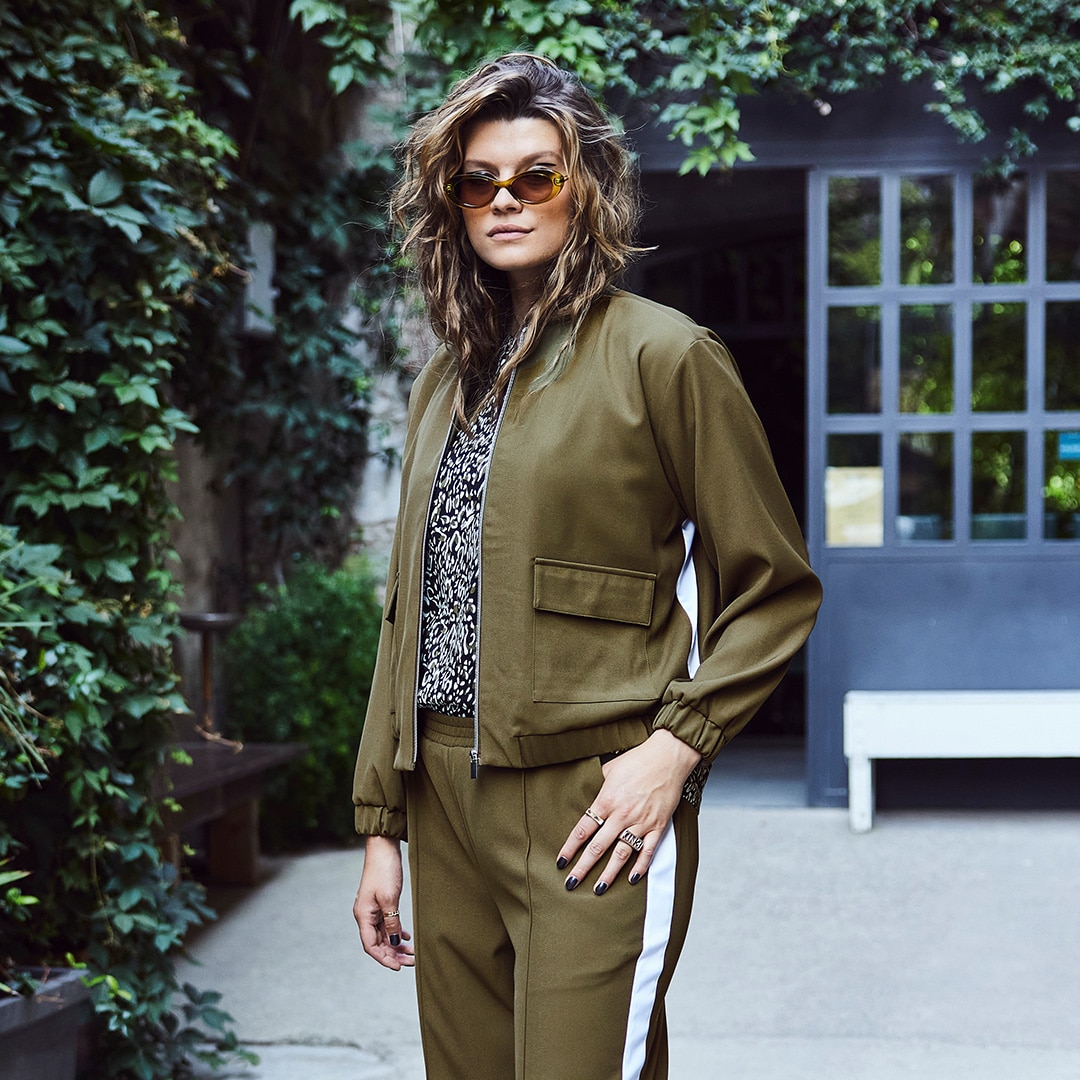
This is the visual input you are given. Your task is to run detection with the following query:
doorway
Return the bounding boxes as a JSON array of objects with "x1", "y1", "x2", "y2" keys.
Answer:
[{"x1": 633, "y1": 168, "x2": 809, "y2": 740}]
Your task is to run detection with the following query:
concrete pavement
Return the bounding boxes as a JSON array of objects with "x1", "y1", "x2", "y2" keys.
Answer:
[{"x1": 180, "y1": 746, "x2": 1080, "y2": 1079}]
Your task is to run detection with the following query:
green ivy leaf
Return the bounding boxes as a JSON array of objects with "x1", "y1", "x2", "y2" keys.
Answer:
[
  {"x1": 103, "y1": 559, "x2": 135, "y2": 583},
  {"x1": 0, "y1": 335, "x2": 30, "y2": 354},
  {"x1": 87, "y1": 169, "x2": 124, "y2": 207}
]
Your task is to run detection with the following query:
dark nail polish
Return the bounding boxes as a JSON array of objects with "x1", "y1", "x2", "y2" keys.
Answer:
[
  {"x1": 564, "y1": 875, "x2": 579, "y2": 891},
  {"x1": 594, "y1": 881, "x2": 608, "y2": 896},
  {"x1": 556, "y1": 856, "x2": 568, "y2": 870},
  {"x1": 629, "y1": 872, "x2": 640, "y2": 885},
  {"x1": 389, "y1": 933, "x2": 401, "y2": 947}
]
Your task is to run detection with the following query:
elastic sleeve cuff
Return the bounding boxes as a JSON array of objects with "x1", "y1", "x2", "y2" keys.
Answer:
[
  {"x1": 354, "y1": 805, "x2": 408, "y2": 841},
  {"x1": 652, "y1": 699, "x2": 728, "y2": 764}
]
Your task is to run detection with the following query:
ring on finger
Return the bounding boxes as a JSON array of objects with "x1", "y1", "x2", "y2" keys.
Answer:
[
  {"x1": 584, "y1": 807, "x2": 606, "y2": 827},
  {"x1": 617, "y1": 828, "x2": 644, "y2": 853},
  {"x1": 383, "y1": 909, "x2": 400, "y2": 919}
]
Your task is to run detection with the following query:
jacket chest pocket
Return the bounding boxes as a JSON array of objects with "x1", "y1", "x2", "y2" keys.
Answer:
[{"x1": 531, "y1": 559, "x2": 656, "y2": 703}]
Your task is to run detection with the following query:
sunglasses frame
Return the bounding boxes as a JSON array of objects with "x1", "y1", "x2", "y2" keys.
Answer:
[{"x1": 444, "y1": 168, "x2": 569, "y2": 209}]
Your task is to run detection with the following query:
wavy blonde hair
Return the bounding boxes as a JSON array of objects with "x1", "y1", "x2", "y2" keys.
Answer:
[{"x1": 391, "y1": 53, "x2": 644, "y2": 423}]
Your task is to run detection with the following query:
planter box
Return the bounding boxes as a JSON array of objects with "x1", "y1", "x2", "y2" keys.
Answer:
[{"x1": 0, "y1": 969, "x2": 92, "y2": 1080}]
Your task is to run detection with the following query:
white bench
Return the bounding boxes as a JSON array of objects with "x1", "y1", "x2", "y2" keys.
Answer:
[{"x1": 843, "y1": 690, "x2": 1080, "y2": 832}]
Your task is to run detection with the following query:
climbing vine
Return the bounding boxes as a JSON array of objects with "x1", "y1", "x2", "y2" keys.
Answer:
[{"x1": 0, "y1": 0, "x2": 255, "y2": 1074}]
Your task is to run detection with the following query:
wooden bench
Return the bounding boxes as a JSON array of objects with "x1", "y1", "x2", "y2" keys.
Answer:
[
  {"x1": 159, "y1": 741, "x2": 303, "y2": 884},
  {"x1": 843, "y1": 690, "x2": 1080, "y2": 832}
]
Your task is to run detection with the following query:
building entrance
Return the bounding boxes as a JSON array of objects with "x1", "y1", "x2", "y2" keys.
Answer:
[{"x1": 634, "y1": 168, "x2": 809, "y2": 738}]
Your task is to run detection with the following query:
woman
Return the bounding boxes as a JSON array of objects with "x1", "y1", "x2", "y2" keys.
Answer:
[{"x1": 352, "y1": 52, "x2": 821, "y2": 1080}]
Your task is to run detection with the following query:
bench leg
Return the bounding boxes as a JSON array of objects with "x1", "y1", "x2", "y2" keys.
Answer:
[
  {"x1": 848, "y1": 755, "x2": 874, "y2": 833},
  {"x1": 207, "y1": 797, "x2": 260, "y2": 885}
]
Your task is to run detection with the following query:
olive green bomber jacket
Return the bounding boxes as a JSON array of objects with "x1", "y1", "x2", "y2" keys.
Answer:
[{"x1": 352, "y1": 291, "x2": 822, "y2": 839}]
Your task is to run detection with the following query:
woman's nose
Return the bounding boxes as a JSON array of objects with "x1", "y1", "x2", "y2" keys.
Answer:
[{"x1": 490, "y1": 184, "x2": 521, "y2": 210}]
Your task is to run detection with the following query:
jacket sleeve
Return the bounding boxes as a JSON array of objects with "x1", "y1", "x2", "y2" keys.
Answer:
[
  {"x1": 352, "y1": 530, "x2": 408, "y2": 839},
  {"x1": 350, "y1": 349, "x2": 457, "y2": 839},
  {"x1": 648, "y1": 334, "x2": 822, "y2": 761}
]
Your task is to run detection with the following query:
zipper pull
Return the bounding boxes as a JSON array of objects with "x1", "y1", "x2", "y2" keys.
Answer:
[{"x1": 470, "y1": 749, "x2": 480, "y2": 779}]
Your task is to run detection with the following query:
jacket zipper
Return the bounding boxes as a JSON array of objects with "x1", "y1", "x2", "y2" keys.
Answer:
[
  {"x1": 471, "y1": 368, "x2": 517, "y2": 778},
  {"x1": 411, "y1": 368, "x2": 518, "y2": 778}
]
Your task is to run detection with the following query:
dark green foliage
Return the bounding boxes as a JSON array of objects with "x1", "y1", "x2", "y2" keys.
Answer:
[
  {"x1": 221, "y1": 561, "x2": 382, "y2": 849},
  {"x1": 0, "y1": 0, "x2": 248, "y2": 1073},
  {"x1": 403, "y1": 0, "x2": 1080, "y2": 174},
  {"x1": 1, "y1": 0, "x2": 399, "y2": 1070},
  {"x1": 167, "y1": 0, "x2": 399, "y2": 585}
]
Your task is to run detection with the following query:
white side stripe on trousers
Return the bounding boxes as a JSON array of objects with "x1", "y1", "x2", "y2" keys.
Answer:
[
  {"x1": 620, "y1": 518, "x2": 700, "y2": 1078},
  {"x1": 620, "y1": 821, "x2": 677, "y2": 1080}
]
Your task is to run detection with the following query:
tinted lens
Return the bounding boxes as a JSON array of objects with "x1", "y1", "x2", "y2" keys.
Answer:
[
  {"x1": 448, "y1": 170, "x2": 562, "y2": 207},
  {"x1": 454, "y1": 176, "x2": 496, "y2": 207},
  {"x1": 510, "y1": 171, "x2": 557, "y2": 202}
]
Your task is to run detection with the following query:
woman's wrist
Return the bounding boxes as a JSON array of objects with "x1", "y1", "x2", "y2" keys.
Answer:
[
  {"x1": 648, "y1": 726, "x2": 703, "y2": 775},
  {"x1": 365, "y1": 834, "x2": 401, "y2": 857}
]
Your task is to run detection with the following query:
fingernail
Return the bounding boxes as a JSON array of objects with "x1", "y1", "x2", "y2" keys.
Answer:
[
  {"x1": 556, "y1": 856, "x2": 568, "y2": 870},
  {"x1": 389, "y1": 933, "x2": 401, "y2": 947},
  {"x1": 593, "y1": 881, "x2": 608, "y2": 896},
  {"x1": 629, "y1": 872, "x2": 641, "y2": 885},
  {"x1": 564, "y1": 875, "x2": 579, "y2": 891}
]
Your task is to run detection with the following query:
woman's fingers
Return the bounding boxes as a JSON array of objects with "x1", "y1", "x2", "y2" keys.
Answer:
[
  {"x1": 556, "y1": 731, "x2": 701, "y2": 895},
  {"x1": 593, "y1": 827, "x2": 654, "y2": 893},
  {"x1": 355, "y1": 892, "x2": 416, "y2": 970},
  {"x1": 555, "y1": 808, "x2": 607, "y2": 870},
  {"x1": 561, "y1": 819, "x2": 659, "y2": 893},
  {"x1": 382, "y1": 907, "x2": 405, "y2": 948}
]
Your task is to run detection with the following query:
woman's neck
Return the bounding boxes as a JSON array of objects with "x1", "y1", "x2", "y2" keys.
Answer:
[{"x1": 508, "y1": 274, "x2": 543, "y2": 325}]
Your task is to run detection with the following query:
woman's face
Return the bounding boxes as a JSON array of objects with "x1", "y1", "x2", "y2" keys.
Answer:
[{"x1": 456, "y1": 116, "x2": 573, "y2": 305}]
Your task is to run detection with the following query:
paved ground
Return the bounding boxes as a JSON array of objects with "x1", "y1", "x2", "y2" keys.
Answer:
[{"x1": 180, "y1": 745, "x2": 1080, "y2": 1079}]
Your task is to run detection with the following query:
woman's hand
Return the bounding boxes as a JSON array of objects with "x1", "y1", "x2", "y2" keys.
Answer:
[
  {"x1": 354, "y1": 834, "x2": 415, "y2": 969},
  {"x1": 556, "y1": 729, "x2": 701, "y2": 895}
]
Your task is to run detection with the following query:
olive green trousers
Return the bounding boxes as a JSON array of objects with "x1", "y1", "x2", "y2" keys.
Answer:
[{"x1": 406, "y1": 712, "x2": 699, "y2": 1080}]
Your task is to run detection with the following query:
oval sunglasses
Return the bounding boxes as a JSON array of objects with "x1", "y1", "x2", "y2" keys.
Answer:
[{"x1": 445, "y1": 168, "x2": 569, "y2": 209}]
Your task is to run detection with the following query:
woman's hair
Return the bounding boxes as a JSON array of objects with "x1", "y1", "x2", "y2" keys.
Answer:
[{"x1": 391, "y1": 53, "x2": 644, "y2": 422}]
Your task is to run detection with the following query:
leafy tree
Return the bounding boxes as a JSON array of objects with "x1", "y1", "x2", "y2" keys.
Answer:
[{"x1": 401, "y1": 0, "x2": 1080, "y2": 173}]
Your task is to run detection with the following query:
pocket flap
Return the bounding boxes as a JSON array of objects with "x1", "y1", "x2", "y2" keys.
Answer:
[{"x1": 533, "y1": 559, "x2": 655, "y2": 626}]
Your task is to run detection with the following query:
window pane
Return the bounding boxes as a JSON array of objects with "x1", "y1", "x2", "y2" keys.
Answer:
[
  {"x1": 1047, "y1": 171, "x2": 1080, "y2": 282},
  {"x1": 828, "y1": 306, "x2": 881, "y2": 414},
  {"x1": 826, "y1": 434, "x2": 882, "y2": 546},
  {"x1": 898, "y1": 432, "x2": 953, "y2": 541},
  {"x1": 828, "y1": 177, "x2": 881, "y2": 286},
  {"x1": 1044, "y1": 430, "x2": 1080, "y2": 540},
  {"x1": 972, "y1": 302, "x2": 1025, "y2": 412},
  {"x1": 900, "y1": 175, "x2": 953, "y2": 284},
  {"x1": 973, "y1": 174, "x2": 1027, "y2": 284},
  {"x1": 1046, "y1": 301, "x2": 1080, "y2": 411},
  {"x1": 971, "y1": 431, "x2": 1026, "y2": 540},
  {"x1": 900, "y1": 304, "x2": 953, "y2": 413}
]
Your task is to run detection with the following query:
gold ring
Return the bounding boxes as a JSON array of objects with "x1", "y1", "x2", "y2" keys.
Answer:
[
  {"x1": 617, "y1": 828, "x2": 644, "y2": 853},
  {"x1": 383, "y1": 909, "x2": 400, "y2": 918},
  {"x1": 584, "y1": 807, "x2": 605, "y2": 827}
]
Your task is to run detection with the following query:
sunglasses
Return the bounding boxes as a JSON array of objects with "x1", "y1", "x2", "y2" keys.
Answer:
[{"x1": 444, "y1": 168, "x2": 569, "y2": 209}]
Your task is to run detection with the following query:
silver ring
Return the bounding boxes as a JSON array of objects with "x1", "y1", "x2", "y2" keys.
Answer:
[
  {"x1": 618, "y1": 828, "x2": 644, "y2": 853},
  {"x1": 584, "y1": 807, "x2": 605, "y2": 827}
]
